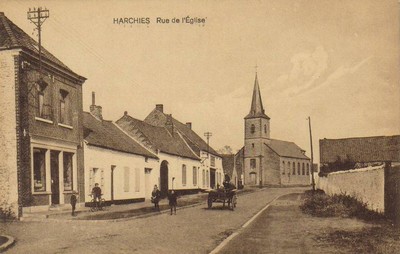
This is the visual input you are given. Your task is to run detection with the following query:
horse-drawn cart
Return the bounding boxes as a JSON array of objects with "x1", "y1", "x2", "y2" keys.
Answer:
[{"x1": 207, "y1": 188, "x2": 237, "y2": 210}]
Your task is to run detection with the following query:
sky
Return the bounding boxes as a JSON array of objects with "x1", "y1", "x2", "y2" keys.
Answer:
[{"x1": 2, "y1": 0, "x2": 400, "y2": 163}]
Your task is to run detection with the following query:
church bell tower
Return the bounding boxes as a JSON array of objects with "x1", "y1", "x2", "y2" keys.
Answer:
[{"x1": 243, "y1": 73, "x2": 270, "y2": 186}]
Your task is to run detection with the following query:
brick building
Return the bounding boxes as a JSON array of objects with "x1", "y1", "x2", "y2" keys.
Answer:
[
  {"x1": 237, "y1": 73, "x2": 311, "y2": 186},
  {"x1": 0, "y1": 13, "x2": 86, "y2": 217}
]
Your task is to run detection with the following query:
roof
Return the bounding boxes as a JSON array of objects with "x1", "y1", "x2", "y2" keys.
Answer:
[
  {"x1": 116, "y1": 114, "x2": 200, "y2": 160},
  {"x1": 221, "y1": 154, "x2": 235, "y2": 178},
  {"x1": 245, "y1": 73, "x2": 270, "y2": 119},
  {"x1": 144, "y1": 108, "x2": 220, "y2": 156},
  {"x1": 234, "y1": 147, "x2": 244, "y2": 177},
  {"x1": 0, "y1": 12, "x2": 84, "y2": 80},
  {"x1": 265, "y1": 139, "x2": 309, "y2": 160},
  {"x1": 320, "y1": 135, "x2": 400, "y2": 163},
  {"x1": 83, "y1": 112, "x2": 158, "y2": 159}
]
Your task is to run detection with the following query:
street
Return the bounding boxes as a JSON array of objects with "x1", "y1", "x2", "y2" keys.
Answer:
[{"x1": 0, "y1": 187, "x2": 306, "y2": 254}]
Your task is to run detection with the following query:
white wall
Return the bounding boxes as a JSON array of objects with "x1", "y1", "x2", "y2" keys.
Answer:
[
  {"x1": 0, "y1": 50, "x2": 20, "y2": 217},
  {"x1": 84, "y1": 144, "x2": 158, "y2": 202},
  {"x1": 316, "y1": 165, "x2": 385, "y2": 213}
]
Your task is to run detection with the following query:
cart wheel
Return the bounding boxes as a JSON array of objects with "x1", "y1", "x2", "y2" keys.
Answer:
[{"x1": 208, "y1": 198, "x2": 212, "y2": 208}]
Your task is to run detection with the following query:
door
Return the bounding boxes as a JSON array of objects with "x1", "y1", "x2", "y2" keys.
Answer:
[
  {"x1": 160, "y1": 161, "x2": 169, "y2": 197},
  {"x1": 210, "y1": 169, "x2": 216, "y2": 189},
  {"x1": 51, "y1": 151, "x2": 60, "y2": 205},
  {"x1": 250, "y1": 172, "x2": 257, "y2": 185},
  {"x1": 145, "y1": 168, "x2": 152, "y2": 199}
]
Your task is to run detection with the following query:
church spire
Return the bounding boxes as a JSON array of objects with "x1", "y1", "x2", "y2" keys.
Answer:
[{"x1": 245, "y1": 72, "x2": 270, "y2": 119}]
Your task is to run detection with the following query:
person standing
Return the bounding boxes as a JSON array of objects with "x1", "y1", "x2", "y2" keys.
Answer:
[
  {"x1": 151, "y1": 185, "x2": 161, "y2": 211},
  {"x1": 168, "y1": 190, "x2": 177, "y2": 215}
]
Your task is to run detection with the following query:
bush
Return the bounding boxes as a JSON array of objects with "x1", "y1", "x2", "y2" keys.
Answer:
[
  {"x1": 0, "y1": 206, "x2": 16, "y2": 221},
  {"x1": 300, "y1": 190, "x2": 385, "y2": 221}
]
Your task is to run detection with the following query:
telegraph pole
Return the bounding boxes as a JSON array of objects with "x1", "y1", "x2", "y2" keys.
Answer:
[
  {"x1": 307, "y1": 116, "x2": 316, "y2": 191},
  {"x1": 27, "y1": 7, "x2": 49, "y2": 78}
]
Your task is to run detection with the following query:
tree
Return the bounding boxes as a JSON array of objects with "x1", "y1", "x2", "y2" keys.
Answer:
[{"x1": 218, "y1": 145, "x2": 233, "y2": 154}]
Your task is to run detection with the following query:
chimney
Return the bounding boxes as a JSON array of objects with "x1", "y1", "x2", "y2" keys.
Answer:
[
  {"x1": 156, "y1": 104, "x2": 164, "y2": 113},
  {"x1": 90, "y1": 92, "x2": 103, "y2": 120},
  {"x1": 165, "y1": 114, "x2": 174, "y2": 136},
  {"x1": 186, "y1": 122, "x2": 192, "y2": 129}
]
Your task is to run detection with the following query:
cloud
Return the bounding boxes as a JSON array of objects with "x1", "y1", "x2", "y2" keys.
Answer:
[
  {"x1": 273, "y1": 46, "x2": 328, "y2": 93},
  {"x1": 294, "y1": 56, "x2": 372, "y2": 95}
]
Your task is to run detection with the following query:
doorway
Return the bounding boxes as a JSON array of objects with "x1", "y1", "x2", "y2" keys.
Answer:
[
  {"x1": 210, "y1": 169, "x2": 216, "y2": 189},
  {"x1": 249, "y1": 172, "x2": 257, "y2": 185},
  {"x1": 160, "y1": 161, "x2": 169, "y2": 197},
  {"x1": 50, "y1": 151, "x2": 60, "y2": 205}
]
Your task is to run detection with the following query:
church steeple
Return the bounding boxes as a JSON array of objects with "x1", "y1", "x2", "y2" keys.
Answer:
[{"x1": 245, "y1": 73, "x2": 270, "y2": 119}]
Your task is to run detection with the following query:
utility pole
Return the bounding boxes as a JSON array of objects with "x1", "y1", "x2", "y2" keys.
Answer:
[
  {"x1": 307, "y1": 116, "x2": 316, "y2": 191},
  {"x1": 27, "y1": 7, "x2": 49, "y2": 79}
]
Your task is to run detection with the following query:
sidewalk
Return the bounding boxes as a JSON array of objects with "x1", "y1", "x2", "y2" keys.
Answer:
[{"x1": 20, "y1": 188, "x2": 259, "y2": 221}]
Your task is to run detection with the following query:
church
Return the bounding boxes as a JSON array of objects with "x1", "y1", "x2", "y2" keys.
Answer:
[{"x1": 235, "y1": 73, "x2": 311, "y2": 186}]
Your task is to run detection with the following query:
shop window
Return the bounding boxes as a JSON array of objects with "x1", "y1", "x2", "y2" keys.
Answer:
[
  {"x1": 63, "y1": 152, "x2": 73, "y2": 191},
  {"x1": 33, "y1": 148, "x2": 46, "y2": 192},
  {"x1": 182, "y1": 164, "x2": 187, "y2": 186}
]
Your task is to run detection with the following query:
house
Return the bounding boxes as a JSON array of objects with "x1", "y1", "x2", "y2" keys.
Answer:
[
  {"x1": 83, "y1": 94, "x2": 159, "y2": 203},
  {"x1": 0, "y1": 12, "x2": 86, "y2": 217},
  {"x1": 237, "y1": 73, "x2": 311, "y2": 186},
  {"x1": 116, "y1": 104, "x2": 224, "y2": 196}
]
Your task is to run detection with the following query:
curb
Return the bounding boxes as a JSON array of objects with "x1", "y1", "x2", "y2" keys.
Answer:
[
  {"x1": 0, "y1": 235, "x2": 15, "y2": 253},
  {"x1": 209, "y1": 192, "x2": 303, "y2": 254}
]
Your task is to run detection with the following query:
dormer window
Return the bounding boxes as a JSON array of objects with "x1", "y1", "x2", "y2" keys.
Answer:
[{"x1": 250, "y1": 124, "x2": 255, "y2": 134}]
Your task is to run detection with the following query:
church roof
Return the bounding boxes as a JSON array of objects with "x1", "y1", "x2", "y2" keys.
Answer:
[
  {"x1": 83, "y1": 112, "x2": 158, "y2": 159},
  {"x1": 0, "y1": 12, "x2": 84, "y2": 80},
  {"x1": 265, "y1": 139, "x2": 309, "y2": 160},
  {"x1": 116, "y1": 114, "x2": 200, "y2": 160},
  {"x1": 245, "y1": 73, "x2": 270, "y2": 119}
]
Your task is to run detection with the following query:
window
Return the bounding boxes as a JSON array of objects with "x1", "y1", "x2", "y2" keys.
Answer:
[
  {"x1": 288, "y1": 162, "x2": 291, "y2": 175},
  {"x1": 306, "y1": 163, "x2": 310, "y2": 175},
  {"x1": 33, "y1": 148, "x2": 46, "y2": 192},
  {"x1": 63, "y1": 152, "x2": 73, "y2": 191},
  {"x1": 124, "y1": 167, "x2": 130, "y2": 192},
  {"x1": 297, "y1": 163, "x2": 300, "y2": 175},
  {"x1": 193, "y1": 167, "x2": 197, "y2": 186},
  {"x1": 250, "y1": 124, "x2": 255, "y2": 134},
  {"x1": 264, "y1": 124, "x2": 267, "y2": 133},
  {"x1": 250, "y1": 159, "x2": 256, "y2": 169},
  {"x1": 202, "y1": 169, "x2": 205, "y2": 187},
  {"x1": 59, "y1": 89, "x2": 70, "y2": 125},
  {"x1": 302, "y1": 163, "x2": 305, "y2": 175},
  {"x1": 206, "y1": 170, "x2": 209, "y2": 187},
  {"x1": 292, "y1": 162, "x2": 296, "y2": 175},
  {"x1": 252, "y1": 143, "x2": 255, "y2": 148},
  {"x1": 282, "y1": 161, "x2": 285, "y2": 174},
  {"x1": 36, "y1": 80, "x2": 52, "y2": 120},
  {"x1": 182, "y1": 164, "x2": 187, "y2": 186},
  {"x1": 210, "y1": 156, "x2": 216, "y2": 167},
  {"x1": 135, "y1": 168, "x2": 140, "y2": 192}
]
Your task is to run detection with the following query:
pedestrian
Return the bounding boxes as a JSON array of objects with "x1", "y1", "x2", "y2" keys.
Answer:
[
  {"x1": 70, "y1": 191, "x2": 78, "y2": 216},
  {"x1": 168, "y1": 190, "x2": 177, "y2": 215},
  {"x1": 91, "y1": 183, "x2": 102, "y2": 207},
  {"x1": 151, "y1": 185, "x2": 161, "y2": 211}
]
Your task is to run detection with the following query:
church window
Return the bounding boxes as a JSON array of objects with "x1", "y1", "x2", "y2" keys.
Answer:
[
  {"x1": 250, "y1": 124, "x2": 255, "y2": 134},
  {"x1": 250, "y1": 159, "x2": 256, "y2": 169},
  {"x1": 282, "y1": 161, "x2": 285, "y2": 174},
  {"x1": 288, "y1": 162, "x2": 291, "y2": 175},
  {"x1": 264, "y1": 124, "x2": 267, "y2": 133},
  {"x1": 302, "y1": 163, "x2": 305, "y2": 175},
  {"x1": 292, "y1": 162, "x2": 296, "y2": 175},
  {"x1": 297, "y1": 163, "x2": 300, "y2": 175},
  {"x1": 252, "y1": 143, "x2": 254, "y2": 148}
]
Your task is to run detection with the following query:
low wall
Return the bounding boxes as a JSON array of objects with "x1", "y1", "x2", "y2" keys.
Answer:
[{"x1": 316, "y1": 165, "x2": 385, "y2": 213}]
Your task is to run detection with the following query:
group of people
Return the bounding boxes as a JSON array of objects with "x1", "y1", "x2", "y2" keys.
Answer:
[{"x1": 151, "y1": 185, "x2": 178, "y2": 215}]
